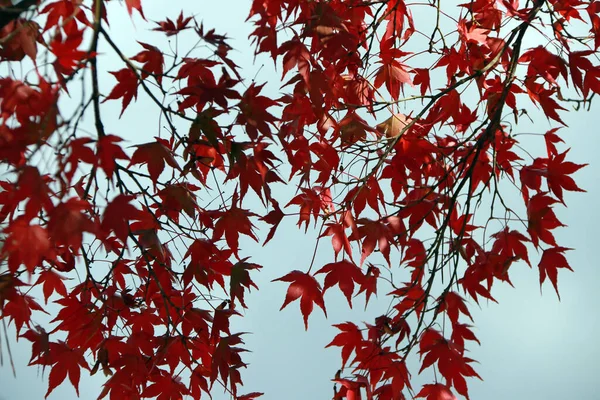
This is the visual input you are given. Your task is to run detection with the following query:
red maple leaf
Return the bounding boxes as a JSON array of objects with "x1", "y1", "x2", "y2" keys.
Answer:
[
  {"x1": 315, "y1": 260, "x2": 365, "y2": 307},
  {"x1": 128, "y1": 138, "x2": 180, "y2": 183},
  {"x1": 356, "y1": 264, "x2": 379, "y2": 306},
  {"x1": 124, "y1": 0, "x2": 144, "y2": 18},
  {"x1": 153, "y1": 183, "x2": 199, "y2": 222},
  {"x1": 374, "y1": 38, "x2": 413, "y2": 100},
  {"x1": 2, "y1": 291, "x2": 46, "y2": 334},
  {"x1": 273, "y1": 270, "x2": 327, "y2": 329},
  {"x1": 538, "y1": 246, "x2": 573, "y2": 299},
  {"x1": 131, "y1": 42, "x2": 164, "y2": 83},
  {"x1": 101, "y1": 194, "x2": 138, "y2": 243},
  {"x1": 490, "y1": 228, "x2": 531, "y2": 266},
  {"x1": 0, "y1": 19, "x2": 40, "y2": 61},
  {"x1": 437, "y1": 292, "x2": 473, "y2": 325},
  {"x1": 230, "y1": 259, "x2": 261, "y2": 308},
  {"x1": 40, "y1": 0, "x2": 89, "y2": 33},
  {"x1": 351, "y1": 218, "x2": 396, "y2": 266},
  {"x1": 419, "y1": 329, "x2": 480, "y2": 398},
  {"x1": 545, "y1": 150, "x2": 587, "y2": 202},
  {"x1": 413, "y1": 68, "x2": 431, "y2": 96},
  {"x1": 103, "y1": 68, "x2": 139, "y2": 117},
  {"x1": 35, "y1": 269, "x2": 68, "y2": 304},
  {"x1": 286, "y1": 187, "x2": 326, "y2": 231},
  {"x1": 321, "y1": 222, "x2": 352, "y2": 259},
  {"x1": 451, "y1": 323, "x2": 480, "y2": 354},
  {"x1": 48, "y1": 198, "x2": 97, "y2": 248},
  {"x1": 45, "y1": 343, "x2": 89, "y2": 398},
  {"x1": 326, "y1": 322, "x2": 364, "y2": 368},
  {"x1": 415, "y1": 384, "x2": 457, "y2": 400},
  {"x1": 211, "y1": 195, "x2": 259, "y2": 257},
  {"x1": 2, "y1": 219, "x2": 51, "y2": 273},
  {"x1": 237, "y1": 392, "x2": 264, "y2": 400},
  {"x1": 153, "y1": 12, "x2": 193, "y2": 36},
  {"x1": 95, "y1": 134, "x2": 130, "y2": 179},
  {"x1": 260, "y1": 199, "x2": 284, "y2": 245},
  {"x1": 526, "y1": 192, "x2": 564, "y2": 248}
]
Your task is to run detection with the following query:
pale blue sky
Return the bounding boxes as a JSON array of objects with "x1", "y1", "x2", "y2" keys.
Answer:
[{"x1": 1, "y1": 1, "x2": 599, "y2": 399}]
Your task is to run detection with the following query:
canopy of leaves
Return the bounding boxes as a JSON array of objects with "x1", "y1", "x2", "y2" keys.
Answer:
[{"x1": 0, "y1": 0, "x2": 593, "y2": 399}]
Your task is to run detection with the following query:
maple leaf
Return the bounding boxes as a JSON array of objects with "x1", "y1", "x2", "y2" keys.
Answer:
[
  {"x1": 315, "y1": 260, "x2": 365, "y2": 307},
  {"x1": 102, "y1": 68, "x2": 139, "y2": 117},
  {"x1": 63, "y1": 137, "x2": 95, "y2": 184},
  {"x1": 389, "y1": 284, "x2": 426, "y2": 319},
  {"x1": 131, "y1": 42, "x2": 164, "y2": 83},
  {"x1": 35, "y1": 269, "x2": 68, "y2": 304},
  {"x1": 415, "y1": 384, "x2": 457, "y2": 400},
  {"x1": 154, "y1": 183, "x2": 199, "y2": 222},
  {"x1": 211, "y1": 333, "x2": 246, "y2": 387},
  {"x1": 333, "y1": 377, "x2": 365, "y2": 400},
  {"x1": 45, "y1": 343, "x2": 89, "y2": 398},
  {"x1": 544, "y1": 128, "x2": 564, "y2": 156},
  {"x1": 273, "y1": 270, "x2": 327, "y2": 329},
  {"x1": 526, "y1": 192, "x2": 564, "y2": 248},
  {"x1": 519, "y1": 46, "x2": 568, "y2": 86},
  {"x1": 48, "y1": 198, "x2": 97, "y2": 248},
  {"x1": 279, "y1": 37, "x2": 311, "y2": 80},
  {"x1": 457, "y1": 19, "x2": 489, "y2": 45},
  {"x1": 321, "y1": 222, "x2": 352, "y2": 259},
  {"x1": 520, "y1": 150, "x2": 587, "y2": 204},
  {"x1": 374, "y1": 60, "x2": 412, "y2": 100},
  {"x1": 153, "y1": 12, "x2": 192, "y2": 36},
  {"x1": 129, "y1": 138, "x2": 180, "y2": 183},
  {"x1": 490, "y1": 228, "x2": 531, "y2": 266},
  {"x1": 21, "y1": 325, "x2": 51, "y2": 366},
  {"x1": 286, "y1": 187, "x2": 325, "y2": 231},
  {"x1": 538, "y1": 246, "x2": 573, "y2": 299},
  {"x1": 419, "y1": 329, "x2": 480, "y2": 398},
  {"x1": 545, "y1": 150, "x2": 587, "y2": 202},
  {"x1": 124, "y1": 0, "x2": 144, "y2": 19},
  {"x1": 437, "y1": 292, "x2": 473, "y2": 325},
  {"x1": 235, "y1": 83, "x2": 279, "y2": 140},
  {"x1": 101, "y1": 194, "x2": 138, "y2": 243},
  {"x1": 40, "y1": 0, "x2": 89, "y2": 33},
  {"x1": 238, "y1": 393, "x2": 264, "y2": 400},
  {"x1": 0, "y1": 19, "x2": 40, "y2": 61},
  {"x1": 2, "y1": 291, "x2": 46, "y2": 334},
  {"x1": 2, "y1": 219, "x2": 50, "y2": 273},
  {"x1": 374, "y1": 38, "x2": 413, "y2": 100},
  {"x1": 212, "y1": 197, "x2": 259, "y2": 258},
  {"x1": 142, "y1": 373, "x2": 191, "y2": 399},
  {"x1": 335, "y1": 111, "x2": 373, "y2": 148},
  {"x1": 326, "y1": 322, "x2": 364, "y2": 368},
  {"x1": 451, "y1": 323, "x2": 480, "y2": 354},
  {"x1": 50, "y1": 28, "x2": 90, "y2": 74},
  {"x1": 350, "y1": 218, "x2": 396, "y2": 266},
  {"x1": 230, "y1": 259, "x2": 261, "y2": 308},
  {"x1": 96, "y1": 134, "x2": 130, "y2": 178},
  {"x1": 413, "y1": 68, "x2": 431, "y2": 96},
  {"x1": 356, "y1": 264, "x2": 379, "y2": 307},
  {"x1": 376, "y1": 113, "x2": 413, "y2": 139},
  {"x1": 260, "y1": 199, "x2": 284, "y2": 245},
  {"x1": 459, "y1": 268, "x2": 497, "y2": 305}
]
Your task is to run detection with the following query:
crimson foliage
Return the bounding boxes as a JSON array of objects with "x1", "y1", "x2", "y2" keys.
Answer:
[{"x1": 0, "y1": 0, "x2": 593, "y2": 399}]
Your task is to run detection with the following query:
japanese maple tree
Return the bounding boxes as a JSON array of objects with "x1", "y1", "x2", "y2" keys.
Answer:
[{"x1": 0, "y1": 0, "x2": 594, "y2": 399}]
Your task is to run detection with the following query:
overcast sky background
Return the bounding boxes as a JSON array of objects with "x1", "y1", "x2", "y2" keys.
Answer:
[{"x1": 1, "y1": 1, "x2": 600, "y2": 399}]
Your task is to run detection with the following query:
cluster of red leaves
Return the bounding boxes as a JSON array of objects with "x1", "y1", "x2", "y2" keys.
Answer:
[{"x1": 0, "y1": 0, "x2": 594, "y2": 399}]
